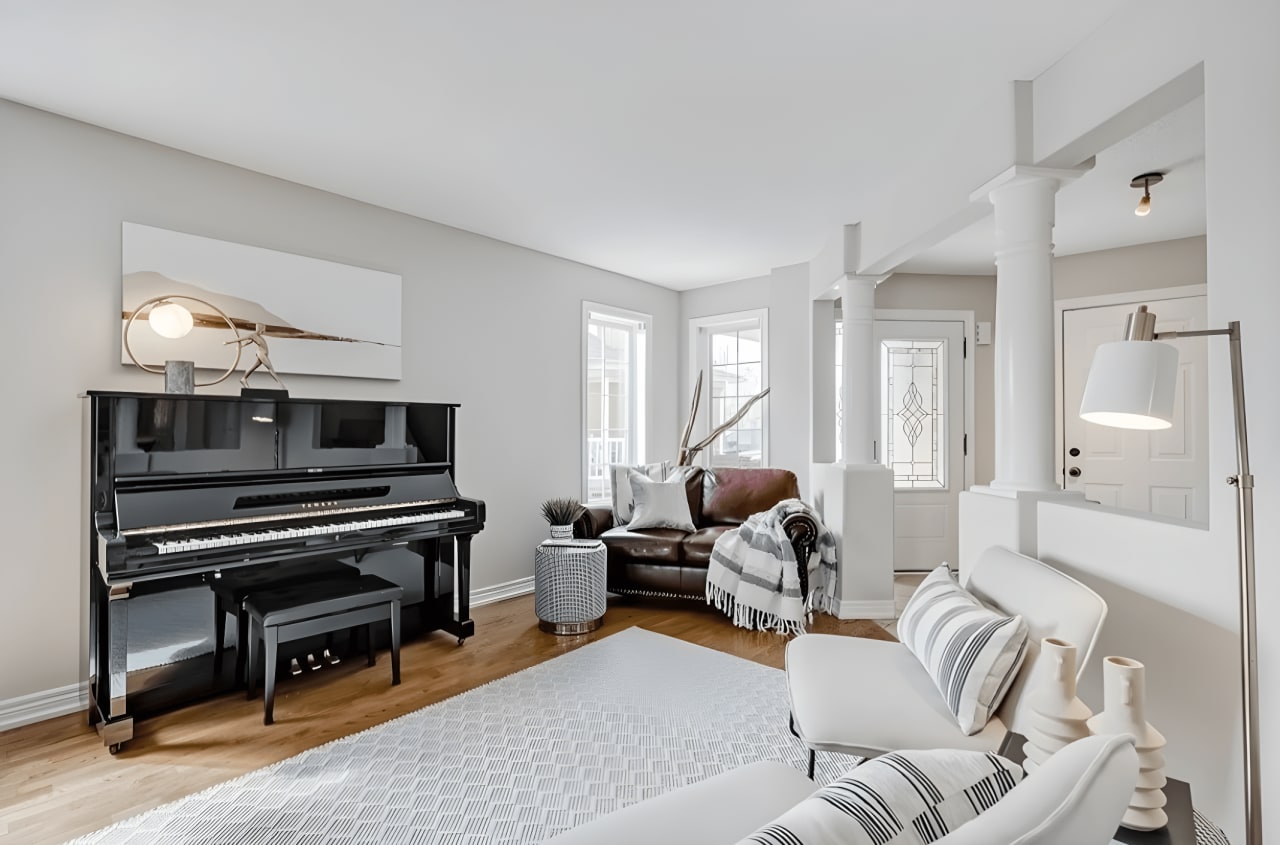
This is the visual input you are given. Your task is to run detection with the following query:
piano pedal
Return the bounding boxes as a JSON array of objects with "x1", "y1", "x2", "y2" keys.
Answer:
[
  {"x1": 290, "y1": 657, "x2": 303, "y2": 676},
  {"x1": 307, "y1": 653, "x2": 322, "y2": 671},
  {"x1": 323, "y1": 648, "x2": 340, "y2": 665}
]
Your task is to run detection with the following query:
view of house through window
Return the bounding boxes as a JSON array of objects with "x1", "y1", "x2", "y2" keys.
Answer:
[
  {"x1": 583, "y1": 304, "x2": 648, "y2": 502},
  {"x1": 691, "y1": 310, "x2": 767, "y2": 468}
]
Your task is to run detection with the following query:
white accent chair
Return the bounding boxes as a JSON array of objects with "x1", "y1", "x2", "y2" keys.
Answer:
[
  {"x1": 786, "y1": 545, "x2": 1107, "y2": 775},
  {"x1": 543, "y1": 734, "x2": 1140, "y2": 845}
]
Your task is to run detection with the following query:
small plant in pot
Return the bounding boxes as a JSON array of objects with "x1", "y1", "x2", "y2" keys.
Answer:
[{"x1": 540, "y1": 497, "x2": 585, "y2": 540}]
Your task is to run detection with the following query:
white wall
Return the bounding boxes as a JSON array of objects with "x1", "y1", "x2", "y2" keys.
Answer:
[
  {"x1": 679, "y1": 265, "x2": 810, "y2": 491},
  {"x1": 0, "y1": 99, "x2": 680, "y2": 706}
]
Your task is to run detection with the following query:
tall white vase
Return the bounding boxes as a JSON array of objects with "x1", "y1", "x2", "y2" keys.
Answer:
[
  {"x1": 1087, "y1": 656, "x2": 1168, "y2": 831},
  {"x1": 1021, "y1": 637, "x2": 1092, "y2": 773}
]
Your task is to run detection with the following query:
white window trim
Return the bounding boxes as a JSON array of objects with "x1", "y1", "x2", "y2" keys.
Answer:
[
  {"x1": 687, "y1": 308, "x2": 769, "y2": 468},
  {"x1": 582, "y1": 301, "x2": 652, "y2": 503}
]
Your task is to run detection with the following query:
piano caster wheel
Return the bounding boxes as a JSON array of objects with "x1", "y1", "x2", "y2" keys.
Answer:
[
  {"x1": 108, "y1": 743, "x2": 123, "y2": 755},
  {"x1": 457, "y1": 637, "x2": 466, "y2": 647}
]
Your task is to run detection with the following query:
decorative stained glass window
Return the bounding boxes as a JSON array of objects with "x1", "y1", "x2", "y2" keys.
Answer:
[{"x1": 880, "y1": 339, "x2": 947, "y2": 489}]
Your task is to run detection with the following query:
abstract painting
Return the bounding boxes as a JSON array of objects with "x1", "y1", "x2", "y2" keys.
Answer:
[{"x1": 121, "y1": 222, "x2": 402, "y2": 380}]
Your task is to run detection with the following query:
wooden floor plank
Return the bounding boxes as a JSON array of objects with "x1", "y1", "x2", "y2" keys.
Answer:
[{"x1": 0, "y1": 595, "x2": 891, "y2": 844}]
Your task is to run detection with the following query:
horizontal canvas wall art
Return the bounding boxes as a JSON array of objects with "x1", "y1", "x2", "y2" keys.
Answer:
[{"x1": 122, "y1": 222, "x2": 402, "y2": 381}]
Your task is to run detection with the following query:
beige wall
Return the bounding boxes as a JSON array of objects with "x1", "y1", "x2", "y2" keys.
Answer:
[
  {"x1": 1055, "y1": 235, "x2": 1206, "y2": 301},
  {"x1": 0, "y1": 99, "x2": 681, "y2": 705}
]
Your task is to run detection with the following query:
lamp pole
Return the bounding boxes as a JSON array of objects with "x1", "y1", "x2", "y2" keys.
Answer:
[{"x1": 1157, "y1": 322, "x2": 1261, "y2": 845}]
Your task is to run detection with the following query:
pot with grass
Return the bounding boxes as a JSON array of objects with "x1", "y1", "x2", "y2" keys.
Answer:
[{"x1": 541, "y1": 497, "x2": 585, "y2": 540}]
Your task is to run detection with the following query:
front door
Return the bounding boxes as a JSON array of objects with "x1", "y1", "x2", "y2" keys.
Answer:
[
  {"x1": 873, "y1": 320, "x2": 967, "y2": 571},
  {"x1": 1061, "y1": 295, "x2": 1208, "y2": 523}
]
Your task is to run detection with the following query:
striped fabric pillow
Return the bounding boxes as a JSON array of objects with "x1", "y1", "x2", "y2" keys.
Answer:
[
  {"x1": 739, "y1": 748, "x2": 1022, "y2": 845},
  {"x1": 897, "y1": 565, "x2": 1028, "y2": 735}
]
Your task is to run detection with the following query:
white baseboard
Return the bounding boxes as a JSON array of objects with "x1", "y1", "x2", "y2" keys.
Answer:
[
  {"x1": 832, "y1": 598, "x2": 897, "y2": 620},
  {"x1": 0, "y1": 681, "x2": 89, "y2": 732},
  {"x1": 472, "y1": 575, "x2": 535, "y2": 607}
]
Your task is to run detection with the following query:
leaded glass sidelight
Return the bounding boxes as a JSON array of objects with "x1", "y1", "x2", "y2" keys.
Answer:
[{"x1": 880, "y1": 339, "x2": 947, "y2": 489}]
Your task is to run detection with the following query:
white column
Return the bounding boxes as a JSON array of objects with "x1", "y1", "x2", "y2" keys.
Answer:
[
  {"x1": 840, "y1": 275, "x2": 882, "y2": 465},
  {"x1": 975, "y1": 167, "x2": 1080, "y2": 493}
]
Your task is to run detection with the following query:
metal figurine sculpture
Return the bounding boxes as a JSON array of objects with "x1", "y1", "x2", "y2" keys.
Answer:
[
  {"x1": 676, "y1": 370, "x2": 770, "y2": 466},
  {"x1": 225, "y1": 322, "x2": 286, "y2": 389}
]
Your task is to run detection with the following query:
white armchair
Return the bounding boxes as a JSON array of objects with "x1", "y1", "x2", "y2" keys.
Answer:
[
  {"x1": 543, "y1": 734, "x2": 1140, "y2": 845},
  {"x1": 786, "y1": 546, "x2": 1107, "y2": 774}
]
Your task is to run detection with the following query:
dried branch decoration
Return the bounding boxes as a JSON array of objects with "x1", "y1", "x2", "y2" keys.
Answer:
[{"x1": 677, "y1": 370, "x2": 770, "y2": 466}]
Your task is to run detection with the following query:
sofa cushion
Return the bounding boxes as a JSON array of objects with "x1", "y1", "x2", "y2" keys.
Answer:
[
  {"x1": 702, "y1": 468, "x2": 800, "y2": 524},
  {"x1": 738, "y1": 748, "x2": 1022, "y2": 845},
  {"x1": 898, "y1": 565, "x2": 1028, "y2": 735},
  {"x1": 680, "y1": 525, "x2": 735, "y2": 567},
  {"x1": 600, "y1": 526, "x2": 687, "y2": 565},
  {"x1": 609, "y1": 461, "x2": 669, "y2": 526},
  {"x1": 628, "y1": 472, "x2": 696, "y2": 531}
]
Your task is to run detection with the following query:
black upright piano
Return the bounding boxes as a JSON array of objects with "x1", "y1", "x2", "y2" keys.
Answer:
[{"x1": 85, "y1": 391, "x2": 485, "y2": 752}]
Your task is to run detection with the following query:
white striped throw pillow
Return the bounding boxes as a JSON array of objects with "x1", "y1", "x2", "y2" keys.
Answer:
[
  {"x1": 897, "y1": 564, "x2": 1028, "y2": 735},
  {"x1": 739, "y1": 748, "x2": 1022, "y2": 845}
]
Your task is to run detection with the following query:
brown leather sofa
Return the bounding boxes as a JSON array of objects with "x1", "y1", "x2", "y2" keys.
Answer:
[{"x1": 575, "y1": 467, "x2": 819, "y2": 599}]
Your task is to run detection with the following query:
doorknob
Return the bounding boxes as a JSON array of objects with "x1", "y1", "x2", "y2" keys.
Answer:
[{"x1": 1067, "y1": 466, "x2": 1082, "y2": 478}]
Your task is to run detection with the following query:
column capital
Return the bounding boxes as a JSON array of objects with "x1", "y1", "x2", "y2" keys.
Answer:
[{"x1": 970, "y1": 164, "x2": 1092, "y2": 204}]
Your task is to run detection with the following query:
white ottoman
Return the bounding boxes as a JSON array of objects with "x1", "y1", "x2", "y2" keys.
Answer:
[{"x1": 534, "y1": 539, "x2": 607, "y2": 634}]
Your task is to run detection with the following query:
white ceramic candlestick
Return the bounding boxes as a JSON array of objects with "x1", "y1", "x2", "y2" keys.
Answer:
[
  {"x1": 1087, "y1": 656, "x2": 1168, "y2": 831},
  {"x1": 1021, "y1": 637, "x2": 1092, "y2": 772}
]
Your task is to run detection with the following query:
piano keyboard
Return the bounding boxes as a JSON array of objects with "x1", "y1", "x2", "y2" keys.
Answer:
[{"x1": 150, "y1": 508, "x2": 467, "y2": 555}]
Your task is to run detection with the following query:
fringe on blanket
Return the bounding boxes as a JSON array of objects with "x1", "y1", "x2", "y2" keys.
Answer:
[{"x1": 706, "y1": 581, "x2": 809, "y2": 638}]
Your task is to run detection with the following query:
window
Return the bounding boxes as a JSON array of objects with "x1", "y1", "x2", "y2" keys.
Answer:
[
  {"x1": 880, "y1": 339, "x2": 947, "y2": 488},
  {"x1": 583, "y1": 303, "x2": 649, "y2": 502},
  {"x1": 689, "y1": 310, "x2": 768, "y2": 468}
]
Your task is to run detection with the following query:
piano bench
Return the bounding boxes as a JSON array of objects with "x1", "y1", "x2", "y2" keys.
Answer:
[
  {"x1": 244, "y1": 574, "x2": 403, "y2": 725},
  {"x1": 211, "y1": 560, "x2": 361, "y2": 685}
]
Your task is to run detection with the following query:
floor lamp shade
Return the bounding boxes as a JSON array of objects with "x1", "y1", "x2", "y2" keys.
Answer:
[{"x1": 1079, "y1": 340, "x2": 1179, "y2": 430}]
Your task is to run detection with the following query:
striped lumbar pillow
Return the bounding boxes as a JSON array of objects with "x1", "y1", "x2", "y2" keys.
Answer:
[
  {"x1": 897, "y1": 564, "x2": 1028, "y2": 735},
  {"x1": 739, "y1": 748, "x2": 1022, "y2": 845}
]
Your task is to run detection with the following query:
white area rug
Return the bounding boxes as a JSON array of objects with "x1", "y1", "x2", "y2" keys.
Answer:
[{"x1": 73, "y1": 627, "x2": 839, "y2": 844}]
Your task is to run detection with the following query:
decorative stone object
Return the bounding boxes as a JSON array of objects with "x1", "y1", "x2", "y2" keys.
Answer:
[
  {"x1": 1021, "y1": 637, "x2": 1092, "y2": 773},
  {"x1": 1087, "y1": 656, "x2": 1168, "y2": 831}
]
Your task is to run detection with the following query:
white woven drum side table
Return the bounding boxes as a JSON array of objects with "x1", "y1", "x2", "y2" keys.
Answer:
[{"x1": 534, "y1": 539, "x2": 607, "y2": 635}]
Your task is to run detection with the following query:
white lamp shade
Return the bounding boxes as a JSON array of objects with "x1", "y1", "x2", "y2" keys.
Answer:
[
  {"x1": 1079, "y1": 340, "x2": 1179, "y2": 430},
  {"x1": 148, "y1": 301, "x2": 194, "y2": 339}
]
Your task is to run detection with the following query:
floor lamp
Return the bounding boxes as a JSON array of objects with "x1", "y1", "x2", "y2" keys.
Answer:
[{"x1": 1079, "y1": 305, "x2": 1261, "y2": 845}]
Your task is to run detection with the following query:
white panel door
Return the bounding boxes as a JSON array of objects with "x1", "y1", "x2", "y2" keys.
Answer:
[
  {"x1": 1061, "y1": 296, "x2": 1208, "y2": 523},
  {"x1": 874, "y1": 320, "x2": 967, "y2": 571}
]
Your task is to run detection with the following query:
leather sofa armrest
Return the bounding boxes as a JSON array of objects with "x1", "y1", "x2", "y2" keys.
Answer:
[
  {"x1": 782, "y1": 511, "x2": 820, "y2": 598},
  {"x1": 576, "y1": 505, "x2": 614, "y2": 539},
  {"x1": 781, "y1": 512, "x2": 818, "y2": 559}
]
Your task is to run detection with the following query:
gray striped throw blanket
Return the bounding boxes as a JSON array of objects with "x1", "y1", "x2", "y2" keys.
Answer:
[{"x1": 705, "y1": 498, "x2": 838, "y2": 636}]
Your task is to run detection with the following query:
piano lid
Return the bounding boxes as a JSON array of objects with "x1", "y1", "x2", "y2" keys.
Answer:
[{"x1": 92, "y1": 393, "x2": 456, "y2": 478}]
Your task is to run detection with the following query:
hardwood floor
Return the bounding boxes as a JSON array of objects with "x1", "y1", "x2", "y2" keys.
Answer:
[{"x1": 0, "y1": 595, "x2": 893, "y2": 844}]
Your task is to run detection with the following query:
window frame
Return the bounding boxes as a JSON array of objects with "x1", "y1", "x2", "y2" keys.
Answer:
[
  {"x1": 582, "y1": 301, "x2": 651, "y2": 503},
  {"x1": 687, "y1": 308, "x2": 769, "y2": 469}
]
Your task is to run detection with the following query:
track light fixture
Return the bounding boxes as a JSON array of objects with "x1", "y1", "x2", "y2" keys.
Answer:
[{"x1": 1131, "y1": 171, "x2": 1164, "y2": 217}]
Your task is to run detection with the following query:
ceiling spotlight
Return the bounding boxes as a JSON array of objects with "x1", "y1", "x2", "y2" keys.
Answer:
[{"x1": 1130, "y1": 172, "x2": 1164, "y2": 217}]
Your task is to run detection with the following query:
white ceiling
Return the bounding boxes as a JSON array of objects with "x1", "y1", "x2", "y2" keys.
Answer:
[
  {"x1": 0, "y1": 1, "x2": 1129, "y2": 290},
  {"x1": 897, "y1": 96, "x2": 1207, "y2": 276}
]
